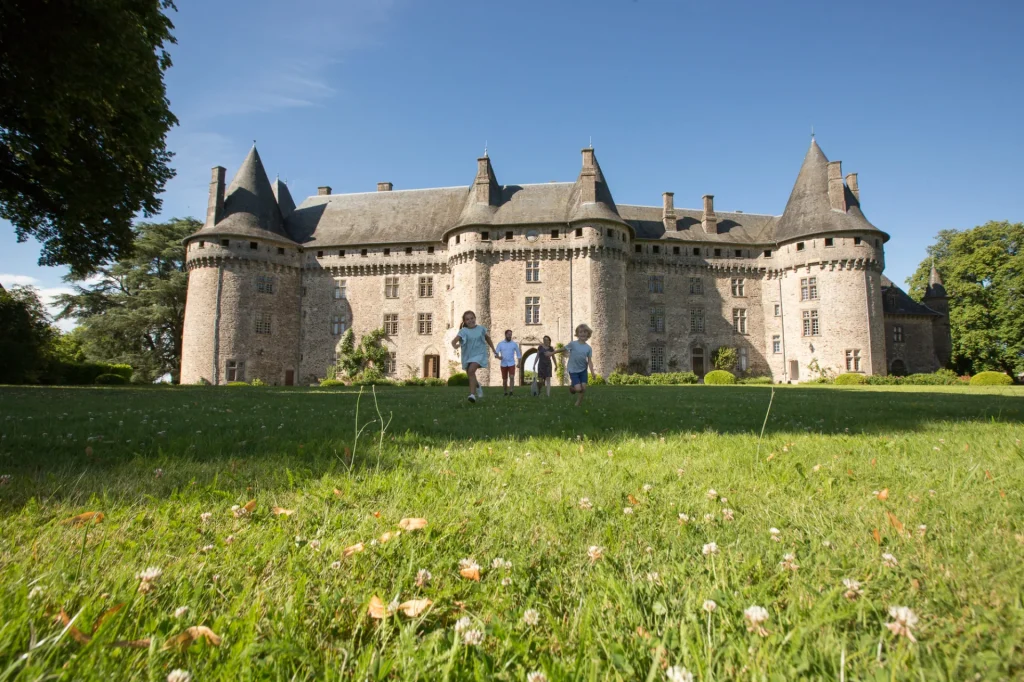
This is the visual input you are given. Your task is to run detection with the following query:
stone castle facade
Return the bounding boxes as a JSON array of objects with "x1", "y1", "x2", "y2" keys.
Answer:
[{"x1": 180, "y1": 139, "x2": 951, "y2": 386}]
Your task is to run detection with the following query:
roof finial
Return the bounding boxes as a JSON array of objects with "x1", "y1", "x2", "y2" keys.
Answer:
[
  {"x1": 484, "y1": 140, "x2": 488, "y2": 158},
  {"x1": 810, "y1": 125, "x2": 815, "y2": 140},
  {"x1": 252, "y1": 139, "x2": 257, "y2": 148},
  {"x1": 589, "y1": 135, "x2": 593, "y2": 148}
]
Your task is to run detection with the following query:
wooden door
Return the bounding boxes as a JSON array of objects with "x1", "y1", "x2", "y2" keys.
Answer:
[
  {"x1": 285, "y1": 370, "x2": 294, "y2": 386},
  {"x1": 423, "y1": 355, "x2": 440, "y2": 378}
]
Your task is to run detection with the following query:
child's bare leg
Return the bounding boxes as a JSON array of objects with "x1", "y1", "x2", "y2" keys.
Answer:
[
  {"x1": 545, "y1": 378, "x2": 551, "y2": 397},
  {"x1": 467, "y1": 365, "x2": 479, "y2": 396},
  {"x1": 575, "y1": 383, "x2": 585, "y2": 406}
]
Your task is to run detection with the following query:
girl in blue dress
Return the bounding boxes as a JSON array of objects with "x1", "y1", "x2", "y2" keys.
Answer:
[{"x1": 450, "y1": 310, "x2": 499, "y2": 403}]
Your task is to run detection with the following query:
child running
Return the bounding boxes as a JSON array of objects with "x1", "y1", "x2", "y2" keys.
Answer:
[
  {"x1": 553, "y1": 323, "x2": 596, "y2": 407},
  {"x1": 450, "y1": 310, "x2": 498, "y2": 403},
  {"x1": 536, "y1": 335, "x2": 556, "y2": 397}
]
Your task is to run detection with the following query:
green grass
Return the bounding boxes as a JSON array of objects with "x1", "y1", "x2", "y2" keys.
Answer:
[{"x1": 1, "y1": 384, "x2": 1023, "y2": 681}]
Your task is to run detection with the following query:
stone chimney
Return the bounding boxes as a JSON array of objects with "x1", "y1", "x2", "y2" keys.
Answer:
[
  {"x1": 701, "y1": 194, "x2": 717, "y2": 234},
  {"x1": 377, "y1": 182, "x2": 393, "y2": 192},
  {"x1": 579, "y1": 148, "x2": 597, "y2": 203},
  {"x1": 662, "y1": 192, "x2": 676, "y2": 231},
  {"x1": 206, "y1": 166, "x2": 225, "y2": 226},
  {"x1": 317, "y1": 186, "x2": 332, "y2": 196},
  {"x1": 845, "y1": 173, "x2": 859, "y2": 202},
  {"x1": 473, "y1": 156, "x2": 500, "y2": 205},
  {"x1": 827, "y1": 161, "x2": 846, "y2": 212}
]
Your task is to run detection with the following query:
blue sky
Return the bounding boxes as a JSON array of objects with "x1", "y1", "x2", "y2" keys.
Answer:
[{"x1": 3, "y1": 0, "x2": 1022, "y2": 327}]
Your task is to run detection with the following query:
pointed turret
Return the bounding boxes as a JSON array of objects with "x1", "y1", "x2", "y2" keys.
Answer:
[
  {"x1": 272, "y1": 176, "x2": 295, "y2": 220},
  {"x1": 925, "y1": 263, "x2": 947, "y2": 298},
  {"x1": 774, "y1": 139, "x2": 887, "y2": 244},
  {"x1": 457, "y1": 153, "x2": 503, "y2": 227},
  {"x1": 567, "y1": 148, "x2": 627, "y2": 226}
]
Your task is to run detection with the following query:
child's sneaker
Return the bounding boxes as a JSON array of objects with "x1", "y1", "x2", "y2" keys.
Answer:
[
  {"x1": 468, "y1": 394, "x2": 476, "y2": 403},
  {"x1": 476, "y1": 386, "x2": 484, "y2": 399}
]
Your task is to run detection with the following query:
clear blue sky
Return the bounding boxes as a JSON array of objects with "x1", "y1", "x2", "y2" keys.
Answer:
[{"x1": 3, "y1": 0, "x2": 1022, "y2": 327}]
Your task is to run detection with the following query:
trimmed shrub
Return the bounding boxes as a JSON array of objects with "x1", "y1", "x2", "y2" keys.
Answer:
[
  {"x1": 402, "y1": 377, "x2": 427, "y2": 386},
  {"x1": 318, "y1": 379, "x2": 346, "y2": 388},
  {"x1": 46, "y1": 361, "x2": 133, "y2": 385},
  {"x1": 226, "y1": 381, "x2": 249, "y2": 387},
  {"x1": 588, "y1": 373, "x2": 605, "y2": 386},
  {"x1": 737, "y1": 376, "x2": 773, "y2": 385},
  {"x1": 834, "y1": 373, "x2": 868, "y2": 385},
  {"x1": 424, "y1": 378, "x2": 447, "y2": 387},
  {"x1": 352, "y1": 367, "x2": 393, "y2": 386},
  {"x1": 250, "y1": 378, "x2": 266, "y2": 387},
  {"x1": 703, "y1": 370, "x2": 736, "y2": 385},
  {"x1": 970, "y1": 371, "x2": 1013, "y2": 386},
  {"x1": 94, "y1": 373, "x2": 128, "y2": 385},
  {"x1": 607, "y1": 371, "x2": 698, "y2": 386},
  {"x1": 447, "y1": 372, "x2": 469, "y2": 386}
]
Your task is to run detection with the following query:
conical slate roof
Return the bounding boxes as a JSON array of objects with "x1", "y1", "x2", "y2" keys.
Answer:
[
  {"x1": 925, "y1": 264, "x2": 947, "y2": 297},
  {"x1": 774, "y1": 140, "x2": 887, "y2": 244},
  {"x1": 272, "y1": 177, "x2": 296, "y2": 220},
  {"x1": 567, "y1": 149, "x2": 629, "y2": 226}
]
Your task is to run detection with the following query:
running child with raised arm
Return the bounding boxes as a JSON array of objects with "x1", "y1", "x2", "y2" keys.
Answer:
[
  {"x1": 552, "y1": 323, "x2": 597, "y2": 407},
  {"x1": 450, "y1": 310, "x2": 498, "y2": 403}
]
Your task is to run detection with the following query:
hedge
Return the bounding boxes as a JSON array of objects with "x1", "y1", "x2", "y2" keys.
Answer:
[
  {"x1": 588, "y1": 374, "x2": 605, "y2": 386},
  {"x1": 401, "y1": 377, "x2": 447, "y2": 387},
  {"x1": 318, "y1": 379, "x2": 346, "y2": 388},
  {"x1": 94, "y1": 373, "x2": 128, "y2": 385},
  {"x1": 834, "y1": 373, "x2": 868, "y2": 385},
  {"x1": 970, "y1": 371, "x2": 1013, "y2": 386},
  {"x1": 607, "y1": 372, "x2": 698, "y2": 386},
  {"x1": 867, "y1": 369, "x2": 969, "y2": 386},
  {"x1": 703, "y1": 370, "x2": 736, "y2": 385},
  {"x1": 226, "y1": 381, "x2": 250, "y2": 387},
  {"x1": 447, "y1": 373, "x2": 469, "y2": 386},
  {"x1": 45, "y1": 361, "x2": 133, "y2": 385},
  {"x1": 737, "y1": 376, "x2": 773, "y2": 385}
]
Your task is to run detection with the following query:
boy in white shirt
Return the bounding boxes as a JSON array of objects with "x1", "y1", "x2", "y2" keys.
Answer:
[
  {"x1": 495, "y1": 330, "x2": 522, "y2": 396},
  {"x1": 552, "y1": 323, "x2": 596, "y2": 407}
]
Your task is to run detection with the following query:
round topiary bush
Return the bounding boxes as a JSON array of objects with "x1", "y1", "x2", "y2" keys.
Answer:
[
  {"x1": 970, "y1": 371, "x2": 1013, "y2": 386},
  {"x1": 447, "y1": 372, "x2": 469, "y2": 386},
  {"x1": 703, "y1": 370, "x2": 736, "y2": 385},
  {"x1": 834, "y1": 373, "x2": 868, "y2": 385},
  {"x1": 94, "y1": 373, "x2": 127, "y2": 385},
  {"x1": 318, "y1": 379, "x2": 346, "y2": 388}
]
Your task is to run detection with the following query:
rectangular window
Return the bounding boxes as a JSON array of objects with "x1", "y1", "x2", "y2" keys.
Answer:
[
  {"x1": 339, "y1": 249, "x2": 346, "y2": 257},
  {"x1": 526, "y1": 261, "x2": 540, "y2": 282},
  {"x1": 673, "y1": 246, "x2": 680, "y2": 255},
  {"x1": 418, "y1": 276, "x2": 433, "y2": 297},
  {"x1": 772, "y1": 335, "x2": 781, "y2": 354},
  {"x1": 417, "y1": 313, "x2": 433, "y2": 335},
  {"x1": 648, "y1": 275, "x2": 664, "y2": 293},
  {"x1": 635, "y1": 244, "x2": 642, "y2": 253},
  {"x1": 225, "y1": 360, "x2": 245, "y2": 382},
  {"x1": 551, "y1": 229, "x2": 559, "y2": 239},
  {"x1": 316, "y1": 250, "x2": 324, "y2": 258},
  {"x1": 506, "y1": 231, "x2": 514, "y2": 241},
  {"x1": 361, "y1": 248, "x2": 368, "y2": 256},
  {"x1": 575, "y1": 228, "x2": 583, "y2": 237},
  {"x1": 693, "y1": 248, "x2": 700, "y2": 256},
  {"x1": 383, "y1": 248, "x2": 391, "y2": 256},
  {"x1": 739, "y1": 347, "x2": 748, "y2": 371},
  {"x1": 689, "y1": 277, "x2": 703, "y2": 295},
  {"x1": 455, "y1": 235, "x2": 460, "y2": 245},
  {"x1": 405, "y1": 247, "x2": 413, "y2": 255},
  {"x1": 250, "y1": 242, "x2": 259, "y2": 250},
  {"x1": 331, "y1": 315, "x2": 346, "y2": 336},
  {"x1": 731, "y1": 278, "x2": 745, "y2": 297},
  {"x1": 256, "y1": 275, "x2": 274, "y2": 294},
  {"x1": 802, "y1": 309, "x2": 820, "y2": 336},
  {"x1": 774, "y1": 303, "x2": 781, "y2": 317},
  {"x1": 714, "y1": 248, "x2": 721, "y2": 257},
  {"x1": 481, "y1": 232, "x2": 489, "y2": 241},
  {"x1": 854, "y1": 237, "x2": 862, "y2": 245},
  {"x1": 383, "y1": 313, "x2": 398, "y2": 336},
  {"x1": 733, "y1": 308, "x2": 747, "y2": 334},
  {"x1": 221, "y1": 239, "x2": 229, "y2": 247},
  {"x1": 800, "y1": 277, "x2": 819, "y2": 301},
  {"x1": 845, "y1": 349, "x2": 862, "y2": 372},
  {"x1": 385, "y1": 352, "x2": 397, "y2": 375},
  {"x1": 650, "y1": 346, "x2": 665, "y2": 373},
  {"x1": 652, "y1": 245, "x2": 660, "y2": 254},
  {"x1": 649, "y1": 306, "x2": 665, "y2": 333},
  {"x1": 254, "y1": 312, "x2": 272, "y2": 335},
  {"x1": 427, "y1": 246, "x2": 435, "y2": 254},
  {"x1": 825, "y1": 237, "x2": 835, "y2": 247},
  {"x1": 525, "y1": 296, "x2": 540, "y2": 325},
  {"x1": 277, "y1": 247, "x2": 284, "y2": 255},
  {"x1": 690, "y1": 307, "x2": 705, "y2": 333},
  {"x1": 334, "y1": 280, "x2": 346, "y2": 299},
  {"x1": 796, "y1": 242, "x2": 806, "y2": 251},
  {"x1": 764, "y1": 249, "x2": 773, "y2": 258},
  {"x1": 893, "y1": 325, "x2": 905, "y2": 343},
  {"x1": 734, "y1": 249, "x2": 742, "y2": 258},
  {"x1": 385, "y1": 276, "x2": 399, "y2": 299}
]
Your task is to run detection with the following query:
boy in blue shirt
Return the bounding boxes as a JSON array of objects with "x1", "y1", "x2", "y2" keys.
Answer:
[{"x1": 553, "y1": 323, "x2": 596, "y2": 407}]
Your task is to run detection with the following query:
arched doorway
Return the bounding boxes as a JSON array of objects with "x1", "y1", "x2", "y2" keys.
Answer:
[
  {"x1": 691, "y1": 346, "x2": 706, "y2": 379},
  {"x1": 520, "y1": 347, "x2": 538, "y2": 386},
  {"x1": 890, "y1": 359, "x2": 907, "y2": 377}
]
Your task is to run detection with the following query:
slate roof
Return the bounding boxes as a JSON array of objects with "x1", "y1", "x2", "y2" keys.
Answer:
[
  {"x1": 189, "y1": 141, "x2": 888, "y2": 249},
  {"x1": 925, "y1": 264, "x2": 947, "y2": 297},
  {"x1": 774, "y1": 140, "x2": 888, "y2": 244},
  {"x1": 881, "y1": 276, "x2": 941, "y2": 316}
]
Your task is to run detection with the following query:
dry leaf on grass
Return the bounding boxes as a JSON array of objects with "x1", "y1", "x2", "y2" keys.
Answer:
[
  {"x1": 333, "y1": 488, "x2": 342, "y2": 497},
  {"x1": 398, "y1": 598, "x2": 432, "y2": 617},
  {"x1": 61, "y1": 511, "x2": 104, "y2": 526},
  {"x1": 271, "y1": 507, "x2": 296, "y2": 516},
  {"x1": 379, "y1": 531, "x2": 400, "y2": 544},
  {"x1": 55, "y1": 610, "x2": 92, "y2": 644},
  {"x1": 367, "y1": 595, "x2": 388, "y2": 619},
  {"x1": 162, "y1": 625, "x2": 222, "y2": 651},
  {"x1": 872, "y1": 528, "x2": 882, "y2": 545},
  {"x1": 109, "y1": 638, "x2": 151, "y2": 649},
  {"x1": 398, "y1": 518, "x2": 428, "y2": 531},
  {"x1": 886, "y1": 511, "x2": 905, "y2": 534},
  {"x1": 876, "y1": 489, "x2": 889, "y2": 501},
  {"x1": 627, "y1": 494, "x2": 640, "y2": 506},
  {"x1": 459, "y1": 566, "x2": 481, "y2": 581},
  {"x1": 985, "y1": 470, "x2": 994, "y2": 480},
  {"x1": 343, "y1": 543, "x2": 365, "y2": 557}
]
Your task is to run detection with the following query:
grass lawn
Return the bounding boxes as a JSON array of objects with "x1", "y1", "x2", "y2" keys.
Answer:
[{"x1": 1, "y1": 384, "x2": 1022, "y2": 681}]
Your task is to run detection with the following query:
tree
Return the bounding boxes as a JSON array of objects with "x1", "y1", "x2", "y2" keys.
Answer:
[
  {"x1": 56, "y1": 218, "x2": 196, "y2": 383},
  {"x1": 0, "y1": 285, "x2": 58, "y2": 383},
  {"x1": 712, "y1": 346, "x2": 738, "y2": 372},
  {"x1": 907, "y1": 221, "x2": 1024, "y2": 376},
  {"x1": 331, "y1": 327, "x2": 389, "y2": 379},
  {"x1": 0, "y1": 0, "x2": 179, "y2": 277}
]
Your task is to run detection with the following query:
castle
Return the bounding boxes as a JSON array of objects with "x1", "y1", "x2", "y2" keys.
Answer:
[{"x1": 180, "y1": 139, "x2": 951, "y2": 386}]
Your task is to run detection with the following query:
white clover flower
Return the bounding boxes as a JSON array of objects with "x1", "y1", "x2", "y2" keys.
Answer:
[
  {"x1": 587, "y1": 545, "x2": 604, "y2": 562},
  {"x1": 623, "y1": 507, "x2": 634, "y2": 515},
  {"x1": 174, "y1": 606, "x2": 189, "y2": 618},
  {"x1": 225, "y1": 535, "x2": 235, "y2": 545},
  {"x1": 842, "y1": 578, "x2": 863, "y2": 600},
  {"x1": 0, "y1": 474, "x2": 10, "y2": 486},
  {"x1": 642, "y1": 484, "x2": 653, "y2": 492},
  {"x1": 330, "y1": 561, "x2": 342, "y2": 570},
  {"x1": 154, "y1": 468, "x2": 164, "y2": 478},
  {"x1": 28, "y1": 586, "x2": 44, "y2": 601},
  {"x1": 706, "y1": 488, "x2": 718, "y2": 500},
  {"x1": 501, "y1": 576, "x2": 513, "y2": 586},
  {"x1": 387, "y1": 598, "x2": 400, "y2": 616},
  {"x1": 491, "y1": 557, "x2": 512, "y2": 570},
  {"x1": 917, "y1": 524, "x2": 927, "y2": 537},
  {"x1": 200, "y1": 544, "x2": 214, "y2": 553},
  {"x1": 167, "y1": 670, "x2": 192, "y2": 682},
  {"x1": 769, "y1": 527, "x2": 781, "y2": 542},
  {"x1": 721, "y1": 508, "x2": 735, "y2": 522},
  {"x1": 459, "y1": 558, "x2": 480, "y2": 572},
  {"x1": 720, "y1": 497, "x2": 728, "y2": 505},
  {"x1": 678, "y1": 513, "x2": 690, "y2": 524},
  {"x1": 885, "y1": 606, "x2": 918, "y2": 642},
  {"x1": 308, "y1": 540, "x2": 322, "y2": 552},
  {"x1": 416, "y1": 568, "x2": 432, "y2": 586},
  {"x1": 744, "y1": 605, "x2": 770, "y2": 636},
  {"x1": 882, "y1": 552, "x2": 899, "y2": 568},
  {"x1": 523, "y1": 608, "x2": 540, "y2": 626},
  {"x1": 462, "y1": 628, "x2": 485, "y2": 646},
  {"x1": 646, "y1": 572, "x2": 660, "y2": 584},
  {"x1": 665, "y1": 666, "x2": 694, "y2": 682},
  {"x1": 780, "y1": 553, "x2": 799, "y2": 571},
  {"x1": 136, "y1": 566, "x2": 162, "y2": 591},
  {"x1": 703, "y1": 513, "x2": 714, "y2": 522},
  {"x1": 200, "y1": 512, "x2": 212, "y2": 523},
  {"x1": 702, "y1": 542, "x2": 719, "y2": 556},
  {"x1": 527, "y1": 672, "x2": 548, "y2": 682},
  {"x1": 702, "y1": 599, "x2": 717, "y2": 613},
  {"x1": 454, "y1": 616, "x2": 472, "y2": 634},
  {"x1": 578, "y1": 497, "x2": 593, "y2": 510}
]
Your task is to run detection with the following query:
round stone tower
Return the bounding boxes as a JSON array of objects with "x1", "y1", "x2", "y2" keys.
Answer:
[
  {"x1": 181, "y1": 146, "x2": 302, "y2": 385},
  {"x1": 771, "y1": 140, "x2": 888, "y2": 382}
]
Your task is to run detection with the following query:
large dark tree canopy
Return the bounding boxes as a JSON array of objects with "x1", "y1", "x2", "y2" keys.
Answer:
[
  {"x1": 0, "y1": 0, "x2": 178, "y2": 276},
  {"x1": 908, "y1": 221, "x2": 1024, "y2": 376}
]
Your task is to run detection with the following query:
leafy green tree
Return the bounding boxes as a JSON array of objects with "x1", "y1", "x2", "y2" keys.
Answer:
[
  {"x1": 907, "y1": 221, "x2": 1024, "y2": 376},
  {"x1": 712, "y1": 346, "x2": 738, "y2": 372},
  {"x1": 331, "y1": 327, "x2": 389, "y2": 379},
  {"x1": 0, "y1": 285, "x2": 58, "y2": 383},
  {"x1": 0, "y1": 0, "x2": 179, "y2": 276},
  {"x1": 56, "y1": 218, "x2": 195, "y2": 383}
]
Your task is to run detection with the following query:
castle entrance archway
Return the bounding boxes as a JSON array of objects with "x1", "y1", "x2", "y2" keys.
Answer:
[{"x1": 520, "y1": 347, "x2": 538, "y2": 386}]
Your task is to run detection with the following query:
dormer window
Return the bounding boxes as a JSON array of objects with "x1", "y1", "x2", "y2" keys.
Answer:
[
  {"x1": 673, "y1": 246, "x2": 680, "y2": 255},
  {"x1": 339, "y1": 249, "x2": 345, "y2": 257},
  {"x1": 764, "y1": 249, "x2": 772, "y2": 258},
  {"x1": 796, "y1": 242, "x2": 806, "y2": 251},
  {"x1": 383, "y1": 248, "x2": 390, "y2": 256},
  {"x1": 734, "y1": 249, "x2": 742, "y2": 258},
  {"x1": 481, "y1": 231, "x2": 489, "y2": 241},
  {"x1": 277, "y1": 247, "x2": 284, "y2": 255},
  {"x1": 575, "y1": 228, "x2": 583, "y2": 237},
  {"x1": 551, "y1": 229, "x2": 559, "y2": 239},
  {"x1": 427, "y1": 246, "x2": 435, "y2": 254},
  {"x1": 506, "y1": 231, "x2": 514, "y2": 241},
  {"x1": 854, "y1": 237, "x2": 862, "y2": 245},
  {"x1": 714, "y1": 248, "x2": 721, "y2": 257},
  {"x1": 405, "y1": 247, "x2": 413, "y2": 255},
  {"x1": 825, "y1": 238, "x2": 834, "y2": 247},
  {"x1": 360, "y1": 249, "x2": 368, "y2": 257},
  {"x1": 316, "y1": 250, "x2": 324, "y2": 258}
]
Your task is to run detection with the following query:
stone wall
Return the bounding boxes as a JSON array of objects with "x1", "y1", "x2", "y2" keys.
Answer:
[{"x1": 883, "y1": 315, "x2": 939, "y2": 375}]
